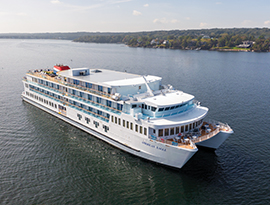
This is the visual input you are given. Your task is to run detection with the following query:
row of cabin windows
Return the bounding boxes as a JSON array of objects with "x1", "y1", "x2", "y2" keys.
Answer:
[
  {"x1": 67, "y1": 87, "x2": 122, "y2": 111},
  {"x1": 29, "y1": 85, "x2": 61, "y2": 100},
  {"x1": 29, "y1": 84, "x2": 110, "y2": 120},
  {"x1": 69, "y1": 99, "x2": 110, "y2": 119},
  {"x1": 111, "y1": 116, "x2": 147, "y2": 135},
  {"x1": 67, "y1": 78, "x2": 112, "y2": 94},
  {"x1": 26, "y1": 91, "x2": 57, "y2": 109},
  {"x1": 33, "y1": 77, "x2": 121, "y2": 111},
  {"x1": 158, "y1": 120, "x2": 203, "y2": 137},
  {"x1": 33, "y1": 76, "x2": 110, "y2": 95}
]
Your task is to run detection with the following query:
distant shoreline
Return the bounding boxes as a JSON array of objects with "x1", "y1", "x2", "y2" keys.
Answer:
[{"x1": 1, "y1": 27, "x2": 270, "y2": 52}]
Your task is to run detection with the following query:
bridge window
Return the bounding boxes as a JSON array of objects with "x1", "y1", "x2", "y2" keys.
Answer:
[{"x1": 151, "y1": 106, "x2": 157, "y2": 112}]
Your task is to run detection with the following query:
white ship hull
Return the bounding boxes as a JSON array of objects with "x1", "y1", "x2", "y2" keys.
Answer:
[{"x1": 22, "y1": 94, "x2": 197, "y2": 169}]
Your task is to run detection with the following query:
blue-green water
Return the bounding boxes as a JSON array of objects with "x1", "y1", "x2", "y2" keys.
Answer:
[{"x1": 0, "y1": 39, "x2": 270, "y2": 204}]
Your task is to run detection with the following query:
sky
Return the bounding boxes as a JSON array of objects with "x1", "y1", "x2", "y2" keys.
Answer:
[{"x1": 0, "y1": 0, "x2": 270, "y2": 33}]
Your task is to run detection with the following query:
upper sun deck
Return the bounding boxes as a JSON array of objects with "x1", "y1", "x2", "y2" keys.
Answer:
[{"x1": 59, "y1": 68, "x2": 162, "y2": 88}]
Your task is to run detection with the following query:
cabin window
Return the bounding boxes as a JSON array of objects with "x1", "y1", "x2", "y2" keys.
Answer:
[
  {"x1": 117, "y1": 104, "x2": 123, "y2": 111},
  {"x1": 86, "y1": 82, "x2": 92, "y2": 88},
  {"x1": 127, "y1": 121, "x2": 129, "y2": 129},
  {"x1": 123, "y1": 120, "x2": 125, "y2": 127},
  {"x1": 111, "y1": 116, "x2": 114, "y2": 123},
  {"x1": 142, "y1": 104, "x2": 145, "y2": 109},
  {"x1": 158, "y1": 129, "x2": 163, "y2": 137},
  {"x1": 106, "y1": 100, "x2": 111, "y2": 107},
  {"x1": 118, "y1": 118, "x2": 121, "y2": 125},
  {"x1": 115, "y1": 117, "x2": 117, "y2": 124},
  {"x1": 139, "y1": 86, "x2": 141, "y2": 90},
  {"x1": 170, "y1": 127, "x2": 174, "y2": 135},
  {"x1": 135, "y1": 125, "x2": 138, "y2": 132},
  {"x1": 107, "y1": 88, "x2": 111, "y2": 94},
  {"x1": 153, "y1": 129, "x2": 155, "y2": 134},
  {"x1": 140, "y1": 126, "x2": 142, "y2": 134},
  {"x1": 130, "y1": 123, "x2": 133, "y2": 130},
  {"x1": 164, "y1": 128, "x2": 169, "y2": 136},
  {"x1": 144, "y1": 128, "x2": 147, "y2": 136},
  {"x1": 98, "y1": 85, "x2": 103, "y2": 92}
]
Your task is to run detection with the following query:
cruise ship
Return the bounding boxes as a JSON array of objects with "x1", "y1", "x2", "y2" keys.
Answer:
[{"x1": 21, "y1": 65, "x2": 233, "y2": 169}]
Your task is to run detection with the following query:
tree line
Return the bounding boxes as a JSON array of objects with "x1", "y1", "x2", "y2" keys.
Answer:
[{"x1": 73, "y1": 28, "x2": 270, "y2": 52}]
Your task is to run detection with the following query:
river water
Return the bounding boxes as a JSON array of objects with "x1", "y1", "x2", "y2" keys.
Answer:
[{"x1": 0, "y1": 39, "x2": 269, "y2": 204}]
